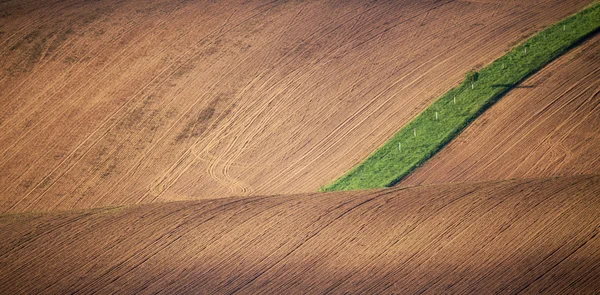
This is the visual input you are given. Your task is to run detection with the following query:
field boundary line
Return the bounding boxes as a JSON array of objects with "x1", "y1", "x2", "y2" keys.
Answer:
[{"x1": 322, "y1": 2, "x2": 600, "y2": 191}]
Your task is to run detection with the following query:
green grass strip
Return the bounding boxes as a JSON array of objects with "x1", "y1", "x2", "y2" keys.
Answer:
[{"x1": 322, "y1": 2, "x2": 600, "y2": 192}]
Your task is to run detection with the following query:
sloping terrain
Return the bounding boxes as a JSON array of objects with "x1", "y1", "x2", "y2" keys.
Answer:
[
  {"x1": 0, "y1": 0, "x2": 592, "y2": 212},
  {"x1": 402, "y1": 32, "x2": 600, "y2": 187},
  {"x1": 1, "y1": 174, "x2": 599, "y2": 294}
]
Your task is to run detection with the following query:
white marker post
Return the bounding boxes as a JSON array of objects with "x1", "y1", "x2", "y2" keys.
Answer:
[
  {"x1": 398, "y1": 142, "x2": 402, "y2": 152},
  {"x1": 563, "y1": 24, "x2": 566, "y2": 31},
  {"x1": 524, "y1": 47, "x2": 527, "y2": 55},
  {"x1": 414, "y1": 128, "x2": 417, "y2": 137},
  {"x1": 453, "y1": 96, "x2": 456, "y2": 104},
  {"x1": 435, "y1": 111, "x2": 438, "y2": 120}
]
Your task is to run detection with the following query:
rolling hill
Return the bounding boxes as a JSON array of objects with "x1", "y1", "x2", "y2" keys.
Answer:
[
  {"x1": 1, "y1": 174, "x2": 599, "y2": 293},
  {"x1": 402, "y1": 31, "x2": 600, "y2": 187},
  {"x1": 0, "y1": 0, "x2": 592, "y2": 212},
  {"x1": 2, "y1": 1, "x2": 599, "y2": 293}
]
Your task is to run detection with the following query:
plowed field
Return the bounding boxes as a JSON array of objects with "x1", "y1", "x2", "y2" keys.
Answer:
[
  {"x1": 402, "y1": 32, "x2": 600, "y2": 186},
  {"x1": 1, "y1": 175, "x2": 599, "y2": 294},
  {"x1": 0, "y1": 0, "x2": 592, "y2": 212}
]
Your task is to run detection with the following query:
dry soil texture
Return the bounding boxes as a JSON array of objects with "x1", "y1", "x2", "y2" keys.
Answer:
[
  {"x1": 0, "y1": 0, "x2": 593, "y2": 212},
  {"x1": 402, "y1": 32, "x2": 600, "y2": 187},
  {"x1": 1, "y1": 174, "x2": 599, "y2": 294}
]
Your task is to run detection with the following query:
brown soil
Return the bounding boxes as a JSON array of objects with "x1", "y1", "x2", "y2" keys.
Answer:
[
  {"x1": 402, "y1": 32, "x2": 600, "y2": 187},
  {"x1": 1, "y1": 174, "x2": 599, "y2": 294},
  {"x1": 0, "y1": 0, "x2": 592, "y2": 212}
]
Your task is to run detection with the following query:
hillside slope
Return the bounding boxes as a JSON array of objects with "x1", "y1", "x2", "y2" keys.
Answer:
[
  {"x1": 402, "y1": 32, "x2": 600, "y2": 187},
  {"x1": 1, "y1": 174, "x2": 599, "y2": 294},
  {"x1": 0, "y1": 0, "x2": 592, "y2": 212}
]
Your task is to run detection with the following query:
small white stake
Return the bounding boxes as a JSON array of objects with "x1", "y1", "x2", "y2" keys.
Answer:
[
  {"x1": 563, "y1": 24, "x2": 566, "y2": 31},
  {"x1": 398, "y1": 142, "x2": 402, "y2": 152},
  {"x1": 471, "y1": 82, "x2": 474, "y2": 89},
  {"x1": 435, "y1": 111, "x2": 438, "y2": 120},
  {"x1": 524, "y1": 47, "x2": 527, "y2": 54},
  {"x1": 453, "y1": 96, "x2": 456, "y2": 104},
  {"x1": 414, "y1": 128, "x2": 417, "y2": 137}
]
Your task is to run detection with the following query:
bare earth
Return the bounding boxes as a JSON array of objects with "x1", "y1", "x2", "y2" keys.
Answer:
[
  {"x1": 402, "y1": 32, "x2": 600, "y2": 187},
  {"x1": 1, "y1": 175, "x2": 599, "y2": 294},
  {"x1": 2, "y1": 1, "x2": 600, "y2": 293},
  {"x1": 0, "y1": 0, "x2": 592, "y2": 212}
]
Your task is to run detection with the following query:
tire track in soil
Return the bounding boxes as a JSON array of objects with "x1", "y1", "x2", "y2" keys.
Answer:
[
  {"x1": 2, "y1": 175, "x2": 599, "y2": 293},
  {"x1": 402, "y1": 34, "x2": 600, "y2": 187}
]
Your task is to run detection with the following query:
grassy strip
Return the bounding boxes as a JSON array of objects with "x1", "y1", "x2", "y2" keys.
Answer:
[{"x1": 322, "y1": 2, "x2": 600, "y2": 192}]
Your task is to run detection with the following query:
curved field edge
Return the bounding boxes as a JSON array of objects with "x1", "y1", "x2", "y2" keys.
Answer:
[
  {"x1": 322, "y1": 2, "x2": 600, "y2": 192},
  {"x1": 1, "y1": 174, "x2": 599, "y2": 293}
]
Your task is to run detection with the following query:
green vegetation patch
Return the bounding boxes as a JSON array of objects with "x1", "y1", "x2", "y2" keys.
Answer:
[{"x1": 322, "y1": 2, "x2": 600, "y2": 191}]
